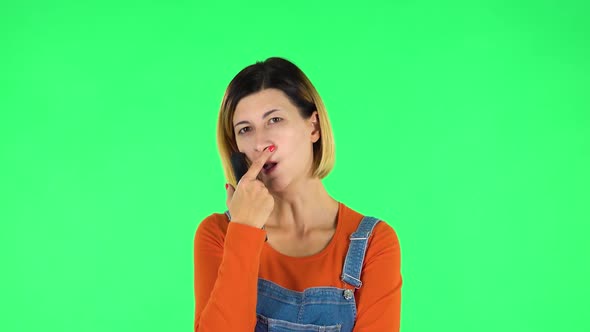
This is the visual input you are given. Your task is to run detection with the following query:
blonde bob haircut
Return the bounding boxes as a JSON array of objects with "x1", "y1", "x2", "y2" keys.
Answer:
[{"x1": 217, "y1": 57, "x2": 335, "y2": 188}]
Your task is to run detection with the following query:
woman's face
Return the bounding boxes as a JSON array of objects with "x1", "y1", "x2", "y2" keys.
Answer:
[{"x1": 233, "y1": 88, "x2": 320, "y2": 190}]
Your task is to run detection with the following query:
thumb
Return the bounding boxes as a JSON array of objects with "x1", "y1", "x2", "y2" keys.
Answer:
[{"x1": 225, "y1": 183, "x2": 235, "y2": 208}]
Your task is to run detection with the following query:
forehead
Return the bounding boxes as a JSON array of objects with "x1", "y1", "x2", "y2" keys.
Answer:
[{"x1": 234, "y1": 88, "x2": 296, "y2": 120}]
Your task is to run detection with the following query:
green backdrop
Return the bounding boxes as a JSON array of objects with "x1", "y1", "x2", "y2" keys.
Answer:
[{"x1": 2, "y1": 1, "x2": 588, "y2": 331}]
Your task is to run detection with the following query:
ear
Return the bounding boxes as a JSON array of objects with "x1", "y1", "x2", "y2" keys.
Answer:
[{"x1": 309, "y1": 111, "x2": 320, "y2": 143}]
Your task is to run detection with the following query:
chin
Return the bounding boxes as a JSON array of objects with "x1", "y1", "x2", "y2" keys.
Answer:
[{"x1": 265, "y1": 178, "x2": 289, "y2": 193}]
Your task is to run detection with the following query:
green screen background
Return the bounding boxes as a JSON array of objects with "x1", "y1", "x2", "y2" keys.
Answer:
[{"x1": 2, "y1": 1, "x2": 588, "y2": 331}]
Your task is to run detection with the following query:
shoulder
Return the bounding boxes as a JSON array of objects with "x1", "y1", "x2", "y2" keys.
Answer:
[
  {"x1": 371, "y1": 221, "x2": 400, "y2": 251},
  {"x1": 340, "y1": 202, "x2": 400, "y2": 252},
  {"x1": 194, "y1": 212, "x2": 230, "y2": 247}
]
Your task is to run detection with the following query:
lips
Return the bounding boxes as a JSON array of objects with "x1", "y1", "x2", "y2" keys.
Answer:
[{"x1": 262, "y1": 162, "x2": 278, "y2": 174}]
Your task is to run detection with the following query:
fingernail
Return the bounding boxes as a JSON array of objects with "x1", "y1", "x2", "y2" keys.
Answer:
[{"x1": 269, "y1": 145, "x2": 276, "y2": 152}]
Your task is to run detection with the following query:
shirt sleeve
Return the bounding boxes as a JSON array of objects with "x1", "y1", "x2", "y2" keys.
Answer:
[
  {"x1": 193, "y1": 215, "x2": 267, "y2": 332},
  {"x1": 352, "y1": 221, "x2": 403, "y2": 331}
]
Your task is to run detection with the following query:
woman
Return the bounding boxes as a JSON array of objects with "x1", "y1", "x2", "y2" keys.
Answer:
[{"x1": 194, "y1": 57, "x2": 402, "y2": 331}]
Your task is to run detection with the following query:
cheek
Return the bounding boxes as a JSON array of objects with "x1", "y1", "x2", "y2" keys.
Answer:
[
  {"x1": 235, "y1": 138, "x2": 245, "y2": 152},
  {"x1": 277, "y1": 130, "x2": 300, "y2": 151},
  {"x1": 280, "y1": 129, "x2": 298, "y2": 141},
  {"x1": 281, "y1": 131, "x2": 311, "y2": 158},
  {"x1": 235, "y1": 138, "x2": 253, "y2": 158}
]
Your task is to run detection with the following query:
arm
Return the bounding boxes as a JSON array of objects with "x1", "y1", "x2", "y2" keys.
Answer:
[
  {"x1": 353, "y1": 222, "x2": 402, "y2": 331},
  {"x1": 193, "y1": 215, "x2": 267, "y2": 332}
]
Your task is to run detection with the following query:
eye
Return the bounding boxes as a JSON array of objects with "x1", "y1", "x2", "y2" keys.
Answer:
[
  {"x1": 237, "y1": 126, "x2": 251, "y2": 135},
  {"x1": 269, "y1": 117, "x2": 282, "y2": 124}
]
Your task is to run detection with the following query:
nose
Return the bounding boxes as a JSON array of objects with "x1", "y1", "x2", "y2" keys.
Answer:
[{"x1": 253, "y1": 131, "x2": 273, "y2": 153}]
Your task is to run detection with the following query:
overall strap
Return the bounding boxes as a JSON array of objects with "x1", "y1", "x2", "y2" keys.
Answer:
[{"x1": 340, "y1": 216, "x2": 381, "y2": 289}]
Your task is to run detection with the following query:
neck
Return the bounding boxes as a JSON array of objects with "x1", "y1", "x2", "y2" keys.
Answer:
[{"x1": 266, "y1": 177, "x2": 338, "y2": 234}]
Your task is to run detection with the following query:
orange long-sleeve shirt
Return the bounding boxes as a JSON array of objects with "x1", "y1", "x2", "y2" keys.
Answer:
[{"x1": 193, "y1": 201, "x2": 402, "y2": 331}]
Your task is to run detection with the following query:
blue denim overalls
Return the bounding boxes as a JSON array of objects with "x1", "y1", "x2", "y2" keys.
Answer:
[{"x1": 225, "y1": 210, "x2": 381, "y2": 332}]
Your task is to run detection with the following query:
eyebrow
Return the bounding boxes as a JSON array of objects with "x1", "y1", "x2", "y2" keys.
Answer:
[{"x1": 233, "y1": 109, "x2": 282, "y2": 128}]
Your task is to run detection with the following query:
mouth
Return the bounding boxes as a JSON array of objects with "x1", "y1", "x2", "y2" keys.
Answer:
[{"x1": 262, "y1": 162, "x2": 278, "y2": 174}]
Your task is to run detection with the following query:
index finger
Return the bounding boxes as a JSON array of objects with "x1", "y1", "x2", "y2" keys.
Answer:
[{"x1": 241, "y1": 145, "x2": 275, "y2": 180}]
